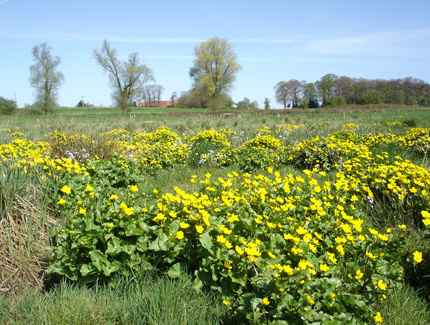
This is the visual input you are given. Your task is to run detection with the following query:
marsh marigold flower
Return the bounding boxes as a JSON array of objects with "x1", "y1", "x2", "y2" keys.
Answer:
[
  {"x1": 374, "y1": 312, "x2": 383, "y2": 323},
  {"x1": 176, "y1": 231, "x2": 184, "y2": 240},
  {"x1": 378, "y1": 279, "x2": 387, "y2": 291},
  {"x1": 61, "y1": 185, "x2": 71, "y2": 194},
  {"x1": 413, "y1": 251, "x2": 423, "y2": 263}
]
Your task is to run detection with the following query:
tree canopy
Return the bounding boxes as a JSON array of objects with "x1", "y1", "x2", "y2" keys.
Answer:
[
  {"x1": 93, "y1": 40, "x2": 153, "y2": 114},
  {"x1": 190, "y1": 37, "x2": 241, "y2": 110},
  {"x1": 29, "y1": 43, "x2": 64, "y2": 115}
]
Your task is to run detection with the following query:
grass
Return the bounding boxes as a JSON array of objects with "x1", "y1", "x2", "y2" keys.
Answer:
[
  {"x1": 0, "y1": 272, "x2": 228, "y2": 324},
  {"x1": 0, "y1": 163, "x2": 57, "y2": 295},
  {"x1": 0, "y1": 105, "x2": 430, "y2": 323}
]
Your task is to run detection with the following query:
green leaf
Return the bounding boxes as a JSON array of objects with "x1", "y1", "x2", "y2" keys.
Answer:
[
  {"x1": 106, "y1": 236, "x2": 121, "y2": 256},
  {"x1": 199, "y1": 232, "x2": 213, "y2": 252},
  {"x1": 80, "y1": 263, "x2": 97, "y2": 276},
  {"x1": 168, "y1": 262, "x2": 187, "y2": 278},
  {"x1": 90, "y1": 250, "x2": 110, "y2": 272},
  {"x1": 125, "y1": 223, "x2": 144, "y2": 236}
]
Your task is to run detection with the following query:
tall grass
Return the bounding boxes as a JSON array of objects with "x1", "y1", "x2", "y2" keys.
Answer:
[
  {"x1": 0, "y1": 272, "x2": 228, "y2": 324},
  {"x1": 0, "y1": 163, "x2": 57, "y2": 294}
]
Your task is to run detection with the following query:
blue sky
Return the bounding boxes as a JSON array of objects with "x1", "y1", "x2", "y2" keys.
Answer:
[{"x1": 1, "y1": 0, "x2": 429, "y2": 108}]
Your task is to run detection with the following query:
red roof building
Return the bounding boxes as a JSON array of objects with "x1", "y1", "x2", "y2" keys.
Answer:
[{"x1": 137, "y1": 101, "x2": 175, "y2": 108}]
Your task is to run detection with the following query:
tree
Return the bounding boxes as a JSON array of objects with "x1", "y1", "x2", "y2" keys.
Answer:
[
  {"x1": 170, "y1": 91, "x2": 177, "y2": 107},
  {"x1": 274, "y1": 81, "x2": 289, "y2": 109},
  {"x1": 361, "y1": 90, "x2": 383, "y2": 105},
  {"x1": 93, "y1": 40, "x2": 153, "y2": 114},
  {"x1": 264, "y1": 98, "x2": 270, "y2": 110},
  {"x1": 250, "y1": 100, "x2": 259, "y2": 110},
  {"x1": 303, "y1": 82, "x2": 319, "y2": 108},
  {"x1": 394, "y1": 90, "x2": 405, "y2": 105},
  {"x1": 0, "y1": 97, "x2": 16, "y2": 115},
  {"x1": 316, "y1": 73, "x2": 338, "y2": 106},
  {"x1": 29, "y1": 43, "x2": 64, "y2": 115},
  {"x1": 286, "y1": 79, "x2": 303, "y2": 108},
  {"x1": 407, "y1": 95, "x2": 418, "y2": 106},
  {"x1": 189, "y1": 37, "x2": 241, "y2": 110},
  {"x1": 236, "y1": 97, "x2": 251, "y2": 109}
]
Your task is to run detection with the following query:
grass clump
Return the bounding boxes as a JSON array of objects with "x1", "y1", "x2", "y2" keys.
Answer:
[{"x1": 0, "y1": 272, "x2": 228, "y2": 324}]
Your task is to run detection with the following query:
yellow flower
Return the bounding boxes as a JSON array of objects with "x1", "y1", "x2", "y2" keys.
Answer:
[
  {"x1": 86, "y1": 185, "x2": 94, "y2": 192},
  {"x1": 319, "y1": 264, "x2": 330, "y2": 272},
  {"x1": 79, "y1": 208, "x2": 86, "y2": 215},
  {"x1": 268, "y1": 252, "x2": 276, "y2": 259},
  {"x1": 355, "y1": 269, "x2": 364, "y2": 280},
  {"x1": 129, "y1": 185, "x2": 138, "y2": 192},
  {"x1": 413, "y1": 251, "x2": 423, "y2": 263},
  {"x1": 421, "y1": 210, "x2": 430, "y2": 219},
  {"x1": 107, "y1": 222, "x2": 114, "y2": 228},
  {"x1": 176, "y1": 231, "x2": 184, "y2": 240},
  {"x1": 423, "y1": 219, "x2": 430, "y2": 226},
  {"x1": 110, "y1": 194, "x2": 118, "y2": 200},
  {"x1": 398, "y1": 224, "x2": 407, "y2": 229},
  {"x1": 378, "y1": 279, "x2": 387, "y2": 291},
  {"x1": 306, "y1": 295, "x2": 315, "y2": 305},
  {"x1": 61, "y1": 185, "x2": 71, "y2": 194},
  {"x1": 223, "y1": 300, "x2": 230, "y2": 306},
  {"x1": 196, "y1": 225, "x2": 204, "y2": 233},
  {"x1": 235, "y1": 246, "x2": 244, "y2": 255},
  {"x1": 374, "y1": 312, "x2": 383, "y2": 323},
  {"x1": 58, "y1": 199, "x2": 66, "y2": 205},
  {"x1": 366, "y1": 251, "x2": 378, "y2": 259},
  {"x1": 179, "y1": 222, "x2": 189, "y2": 229},
  {"x1": 153, "y1": 189, "x2": 158, "y2": 194},
  {"x1": 262, "y1": 297, "x2": 270, "y2": 305}
]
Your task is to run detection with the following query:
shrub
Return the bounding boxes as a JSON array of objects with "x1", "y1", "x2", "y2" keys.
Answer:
[{"x1": 0, "y1": 97, "x2": 16, "y2": 115}]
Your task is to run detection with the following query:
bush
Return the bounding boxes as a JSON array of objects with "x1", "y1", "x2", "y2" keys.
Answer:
[
  {"x1": 361, "y1": 91, "x2": 383, "y2": 105},
  {"x1": 324, "y1": 96, "x2": 346, "y2": 107},
  {"x1": 0, "y1": 97, "x2": 16, "y2": 115}
]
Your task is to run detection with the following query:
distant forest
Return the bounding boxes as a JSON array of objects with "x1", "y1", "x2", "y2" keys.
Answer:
[{"x1": 274, "y1": 75, "x2": 430, "y2": 109}]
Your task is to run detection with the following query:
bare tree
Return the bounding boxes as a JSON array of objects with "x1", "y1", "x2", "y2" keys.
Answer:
[
  {"x1": 93, "y1": 40, "x2": 153, "y2": 114},
  {"x1": 29, "y1": 43, "x2": 64, "y2": 115},
  {"x1": 274, "y1": 81, "x2": 290, "y2": 109},
  {"x1": 170, "y1": 91, "x2": 177, "y2": 107},
  {"x1": 156, "y1": 85, "x2": 164, "y2": 107},
  {"x1": 286, "y1": 79, "x2": 303, "y2": 108}
]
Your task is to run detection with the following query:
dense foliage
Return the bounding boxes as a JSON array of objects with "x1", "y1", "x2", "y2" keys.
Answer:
[{"x1": 1, "y1": 122, "x2": 429, "y2": 323}]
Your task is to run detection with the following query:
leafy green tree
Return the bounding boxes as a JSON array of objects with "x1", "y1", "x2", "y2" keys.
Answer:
[
  {"x1": 236, "y1": 97, "x2": 251, "y2": 109},
  {"x1": 189, "y1": 37, "x2": 241, "y2": 110},
  {"x1": 324, "y1": 96, "x2": 346, "y2": 107},
  {"x1": 0, "y1": 97, "x2": 16, "y2": 115},
  {"x1": 316, "y1": 73, "x2": 338, "y2": 106},
  {"x1": 264, "y1": 98, "x2": 270, "y2": 110},
  {"x1": 407, "y1": 95, "x2": 418, "y2": 106},
  {"x1": 303, "y1": 82, "x2": 319, "y2": 108},
  {"x1": 29, "y1": 43, "x2": 64, "y2": 115},
  {"x1": 299, "y1": 98, "x2": 308, "y2": 109},
  {"x1": 93, "y1": 40, "x2": 154, "y2": 114},
  {"x1": 361, "y1": 90, "x2": 383, "y2": 104},
  {"x1": 394, "y1": 90, "x2": 405, "y2": 105}
]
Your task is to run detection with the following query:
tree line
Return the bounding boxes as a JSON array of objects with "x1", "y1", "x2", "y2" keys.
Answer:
[
  {"x1": 1, "y1": 37, "x2": 429, "y2": 115},
  {"x1": 274, "y1": 74, "x2": 430, "y2": 109}
]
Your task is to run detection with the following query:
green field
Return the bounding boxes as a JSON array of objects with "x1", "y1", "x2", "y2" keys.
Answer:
[{"x1": 1, "y1": 106, "x2": 430, "y2": 324}]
